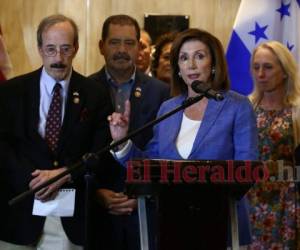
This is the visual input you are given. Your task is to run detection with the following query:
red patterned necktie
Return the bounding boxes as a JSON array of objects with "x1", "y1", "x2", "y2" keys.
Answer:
[{"x1": 45, "y1": 83, "x2": 62, "y2": 152}]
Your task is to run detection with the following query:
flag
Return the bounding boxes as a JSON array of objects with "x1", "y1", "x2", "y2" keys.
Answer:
[
  {"x1": 226, "y1": 0, "x2": 300, "y2": 95},
  {"x1": 0, "y1": 25, "x2": 13, "y2": 82}
]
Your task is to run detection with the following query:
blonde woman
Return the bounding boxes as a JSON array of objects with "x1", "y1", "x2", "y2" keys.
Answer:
[{"x1": 247, "y1": 40, "x2": 300, "y2": 249}]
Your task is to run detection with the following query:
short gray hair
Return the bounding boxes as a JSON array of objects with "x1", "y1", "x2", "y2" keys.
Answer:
[{"x1": 37, "y1": 14, "x2": 79, "y2": 47}]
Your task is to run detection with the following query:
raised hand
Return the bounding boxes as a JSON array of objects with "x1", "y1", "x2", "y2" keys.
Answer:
[{"x1": 108, "y1": 100, "x2": 131, "y2": 142}]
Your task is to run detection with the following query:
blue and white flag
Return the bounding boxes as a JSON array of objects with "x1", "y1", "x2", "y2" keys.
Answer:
[{"x1": 226, "y1": 0, "x2": 300, "y2": 95}]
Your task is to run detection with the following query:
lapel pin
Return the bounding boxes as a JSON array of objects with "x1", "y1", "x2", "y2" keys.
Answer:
[
  {"x1": 73, "y1": 92, "x2": 80, "y2": 104},
  {"x1": 134, "y1": 87, "x2": 142, "y2": 98}
]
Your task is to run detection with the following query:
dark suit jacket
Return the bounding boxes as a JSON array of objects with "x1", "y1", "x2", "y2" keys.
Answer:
[
  {"x1": 89, "y1": 67, "x2": 170, "y2": 190},
  {"x1": 89, "y1": 67, "x2": 169, "y2": 250},
  {"x1": 0, "y1": 68, "x2": 112, "y2": 246}
]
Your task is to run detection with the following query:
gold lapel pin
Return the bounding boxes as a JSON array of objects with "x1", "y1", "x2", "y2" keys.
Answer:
[
  {"x1": 73, "y1": 92, "x2": 80, "y2": 104},
  {"x1": 134, "y1": 87, "x2": 142, "y2": 98}
]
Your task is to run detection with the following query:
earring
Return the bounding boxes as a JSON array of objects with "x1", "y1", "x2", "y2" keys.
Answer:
[
  {"x1": 178, "y1": 71, "x2": 182, "y2": 77},
  {"x1": 211, "y1": 67, "x2": 216, "y2": 75}
]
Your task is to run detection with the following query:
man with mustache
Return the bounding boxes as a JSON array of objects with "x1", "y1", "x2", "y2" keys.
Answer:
[
  {"x1": 0, "y1": 14, "x2": 112, "y2": 250},
  {"x1": 89, "y1": 15, "x2": 169, "y2": 250}
]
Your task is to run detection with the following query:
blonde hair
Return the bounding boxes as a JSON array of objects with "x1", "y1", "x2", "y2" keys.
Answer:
[{"x1": 249, "y1": 40, "x2": 300, "y2": 108}]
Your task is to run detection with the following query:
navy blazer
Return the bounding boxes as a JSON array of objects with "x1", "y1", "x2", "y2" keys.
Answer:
[
  {"x1": 118, "y1": 91, "x2": 258, "y2": 245},
  {"x1": 89, "y1": 67, "x2": 170, "y2": 149},
  {"x1": 89, "y1": 67, "x2": 170, "y2": 190},
  {"x1": 0, "y1": 68, "x2": 112, "y2": 245},
  {"x1": 120, "y1": 91, "x2": 258, "y2": 161}
]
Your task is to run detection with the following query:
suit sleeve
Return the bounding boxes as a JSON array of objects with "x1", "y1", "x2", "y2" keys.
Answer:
[
  {"x1": 115, "y1": 104, "x2": 166, "y2": 166},
  {"x1": 233, "y1": 97, "x2": 258, "y2": 160},
  {"x1": 0, "y1": 85, "x2": 35, "y2": 194},
  {"x1": 93, "y1": 77, "x2": 170, "y2": 190}
]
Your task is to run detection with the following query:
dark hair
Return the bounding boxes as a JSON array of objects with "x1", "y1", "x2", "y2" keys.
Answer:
[
  {"x1": 170, "y1": 28, "x2": 230, "y2": 96},
  {"x1": 101, "y1": 14, "x2": 140, "y2": 41},
  {"x1": 37, "y1": 14, "x2": 79, "y2": 47},
  {"x1": 151, "y1": 32, "x2": 177, "y2": 77}
]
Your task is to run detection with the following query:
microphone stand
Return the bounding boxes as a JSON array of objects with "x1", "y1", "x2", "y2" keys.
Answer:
[{"x1": 8, "y1": 94, "x2": 204, "y2": 249}]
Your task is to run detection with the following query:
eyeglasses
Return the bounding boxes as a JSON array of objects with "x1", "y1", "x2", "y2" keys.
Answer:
[{"x1": 42, "y1": 45, "x2": 74, "y2": 57}]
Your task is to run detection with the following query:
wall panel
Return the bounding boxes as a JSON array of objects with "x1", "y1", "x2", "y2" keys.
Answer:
[{"x1": 0, "y1": 0, "x2": 240, "y2": 78}]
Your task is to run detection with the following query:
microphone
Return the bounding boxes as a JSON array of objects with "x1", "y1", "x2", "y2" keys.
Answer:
[{"x1": 191, "y1": 80, "x2": 224, "y2": 101}]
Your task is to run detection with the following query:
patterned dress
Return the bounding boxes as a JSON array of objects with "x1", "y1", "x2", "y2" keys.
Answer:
[{"x1": 247, "y1": 106, "x2": 300, "y2": 250}]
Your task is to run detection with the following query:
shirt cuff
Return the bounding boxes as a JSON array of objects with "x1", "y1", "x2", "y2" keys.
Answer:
[{"x1": 110, "y1": 140, "x2": 133, "y2": 159}]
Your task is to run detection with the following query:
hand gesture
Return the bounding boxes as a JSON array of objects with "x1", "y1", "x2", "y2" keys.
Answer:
[{"x1": 108, "y1": 100, "x2": 130, "y2": 142}]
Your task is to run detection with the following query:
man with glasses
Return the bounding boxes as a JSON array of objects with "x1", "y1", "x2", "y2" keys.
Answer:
[{"x1": 0, "y1": 14, "x2": 112, "y2": 250}]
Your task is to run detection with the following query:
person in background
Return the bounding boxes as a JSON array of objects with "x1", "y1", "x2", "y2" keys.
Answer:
[
  {"x1": 151, "y1": 32, "x2": 177, "y2": 84},
  {"x1": 246, "y1": 40, "x2": 300, "y2": 249},
  {"x1": 89, "y1": 14, "x2": 169, "y2": 250},
  {"x1": 0, "y1": 14, "x2": 111, "y2": 250},
  {"x1": 136, "y1": 29, "x2": 152, "y2": 76},
  {"x1": 108, "y1": 28, "x2": 258, "y2": 250}
]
